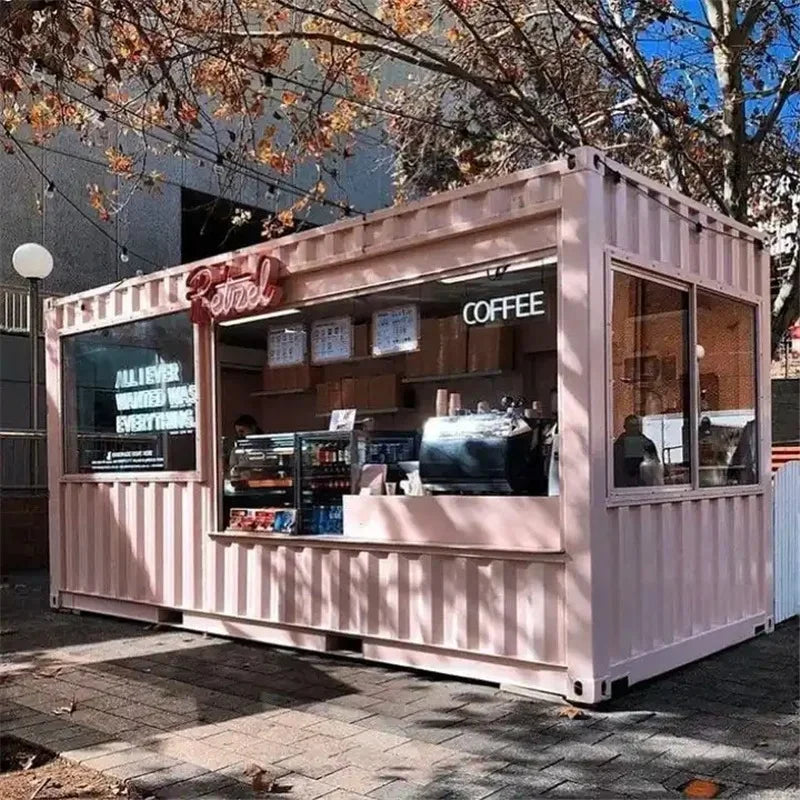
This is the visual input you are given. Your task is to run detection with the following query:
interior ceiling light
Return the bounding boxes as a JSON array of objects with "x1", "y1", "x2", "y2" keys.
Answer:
[{"x1": 218, "y1": 308, "x2": 301, "y2": 326}]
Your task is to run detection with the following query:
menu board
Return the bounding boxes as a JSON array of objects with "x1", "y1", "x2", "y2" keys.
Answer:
[
  {"x1": 372, "y1": 305, "x2": 419, "y2": 356},
  {"x1": 311, "y1": 316, "x2": 353, "y2": 364},
  {"x1": 268, "y1": 325, "x2": 306, "y2": 367}
]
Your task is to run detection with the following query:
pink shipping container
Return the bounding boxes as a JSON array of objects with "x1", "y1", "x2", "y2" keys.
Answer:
[{"x1": 45, "y1": 147, "x2": 773, "y2": 704}]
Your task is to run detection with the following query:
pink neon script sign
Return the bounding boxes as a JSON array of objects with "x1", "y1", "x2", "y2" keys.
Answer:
[{"x1": 186, "y1": 255, "x2": 283, "y2": 324}]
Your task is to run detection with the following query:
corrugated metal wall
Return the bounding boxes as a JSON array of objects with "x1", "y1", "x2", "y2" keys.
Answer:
[
  {"x1": 56, "y1": 481, "x2": 566, "y2": 664},
  {"x1": 58, "y1": 481, "x2": 209, "y2": 610},
  {"x1": 603, "y1": 164, "x2": 762, "y2": 298},
  {"x1": 606, "y1": 495, "x2": 768, "y2": 665},
  {"x1": 598, "y1": 157, "x2": 772, "y2": 679}
]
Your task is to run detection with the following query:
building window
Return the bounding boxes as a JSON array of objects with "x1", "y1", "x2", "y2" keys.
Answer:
[
  {"x1": 697, "y1": 291, "x2": 758, "y2": 486},
  {"x1": 611, "y1": 271, "x2": 691, "y2": 488},
  {"x1": 62, "y1": 314, "x2": 196, "y2": 473}
]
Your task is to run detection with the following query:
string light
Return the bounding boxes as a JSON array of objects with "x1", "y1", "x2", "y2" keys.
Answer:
[
  {"x1": 119, "y1": 246, "x2": 130, "y2": 263},
  {"x1": 45, "y1": 181, "x2": 55, "y2": 199},
  {"x1": 3, "y1": 126, "x2": 161, "y2": 271}
]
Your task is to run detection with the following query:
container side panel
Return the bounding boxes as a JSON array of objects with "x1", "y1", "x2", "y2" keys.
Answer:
[
  {"x1": 602, "y1": 164, "x2": 764, "y2": 299},
  {"x1": 608, "y1": 494, "x2": 770, "y2": 667}
]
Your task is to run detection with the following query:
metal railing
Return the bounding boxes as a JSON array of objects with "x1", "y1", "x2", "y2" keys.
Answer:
[
  {"x1": 0, "y1": 284, "x2": 60, "y2": 334},
  {"x1": 0, "y1": 430, "x2": 48, "y2": 490}
]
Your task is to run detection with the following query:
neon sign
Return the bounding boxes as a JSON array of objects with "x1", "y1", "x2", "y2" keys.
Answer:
[
  {"x1": 114, "y1": 361, "x2": 196, "y2": 434},
  {"x1": 462, "y1": 290, "x2": 546, "y2": 325},
  {"x1": 186, "y1": 254, "x2": 283, "y2": 324}
]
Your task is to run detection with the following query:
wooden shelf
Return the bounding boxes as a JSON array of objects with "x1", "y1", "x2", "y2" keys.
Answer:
[
  {"x1": 314, "y1": 407, "x2": 408, "y2": 418},
  {"x1": 401, "y1": 370, "x2": 504, "y2": 384},
  {"x1": 251, "y1": 388, "x2": 311, "y2": 397}
]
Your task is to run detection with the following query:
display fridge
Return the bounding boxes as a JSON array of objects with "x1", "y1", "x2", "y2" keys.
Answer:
[
  {"x1": 296, "y1": 431, "x2": 366, "y2": 535},
  {"x1": 223, "y1": 433, "x2": 297, "y2": 533}
]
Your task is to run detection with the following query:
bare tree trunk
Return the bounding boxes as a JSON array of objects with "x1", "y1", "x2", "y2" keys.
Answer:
[{"x1": 703, "y1": 0, "x2": 750, "y2": 220}]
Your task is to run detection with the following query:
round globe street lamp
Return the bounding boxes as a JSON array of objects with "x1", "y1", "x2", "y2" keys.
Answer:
[{"x1": 12, "y1": 243, "x2": 53, "y2": 483}]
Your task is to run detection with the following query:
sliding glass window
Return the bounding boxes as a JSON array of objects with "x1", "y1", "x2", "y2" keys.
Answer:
[
  {"x1": 610, "y1": 266, "x2": 760, "y2": 494},
  {"x1": 696, "y1": 290, "x2": 758, "y2": 487},
  {"x1": 610, "y1": 271, "x2": 691, "y2": 489}
]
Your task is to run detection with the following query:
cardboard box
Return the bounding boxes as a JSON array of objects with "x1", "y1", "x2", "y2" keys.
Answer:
[
  {"x1": 341, "y1": 377, "x2": 355, "y2": 408},
  {"x1": 355, "y1": 377, "x2": 371, "y2": 409},
  {"x1": 406, "y1": 317, "x2": 439, "y2": 376},
  {"x1": 354, "y1": 323, "x2": 369, "y2": 359},
  {"x1": 294, "y1": 364, "x2": 313, "y2": 390},
  {"x1": 467, "y1": 326, "x2": 514, "y2": 372},
  {"x1": 369, "y1": 374, "x2": 400, "y2": 409},
  {"x1": 328, "y1": 379, "x2": 343, "y2": 410},
  {"x1": 438, "y1": 315, "x2": 467, "y2": 375},
  {"x1": 263, "y1": 365, "x2": 313, "y2": 392},
  {"x1": 316, "y1": 382, "x2": 329, "y2": 414}
]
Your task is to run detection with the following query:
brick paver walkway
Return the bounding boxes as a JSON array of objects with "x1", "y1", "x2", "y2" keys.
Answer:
[{"x1": 1, "y1": 573, "x2": 797, "y2": 798}]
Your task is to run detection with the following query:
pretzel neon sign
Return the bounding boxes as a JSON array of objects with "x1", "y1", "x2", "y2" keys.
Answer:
[{"x1": 186, "y1": 255, "x2": 283, "y2": 324}]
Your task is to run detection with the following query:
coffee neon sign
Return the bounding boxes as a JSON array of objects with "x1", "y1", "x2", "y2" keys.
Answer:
[
  {"x1": 186, "y1": 254, "x2": 283, "y2": 324},
  {"x1": 462, "y1": 290, "x2": 545, "y2": 325}
]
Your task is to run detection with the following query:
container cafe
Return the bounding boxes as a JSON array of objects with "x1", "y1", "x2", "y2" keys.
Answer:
[{"x1": 45, "y1": 148, "x2": 773, "y2": 703}]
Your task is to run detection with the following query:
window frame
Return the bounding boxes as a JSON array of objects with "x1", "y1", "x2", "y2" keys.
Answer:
[
  {"x1": 60, "y1": 311, "x2": 204, "y2": 483},
  {"x1": 605, "y1": 257, "x2": 762, "y2": 504}
]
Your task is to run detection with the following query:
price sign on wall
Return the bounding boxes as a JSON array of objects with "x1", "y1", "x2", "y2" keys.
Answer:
[
  {"x1": 311, "y1": 316, "x2": 353, "y2": 364},
  {"x1": 268, "y1": 325, "x2": 307, "y2": 367},
  {"x1": 372, "y1": 305, "x2": 419, "y2": 356}
]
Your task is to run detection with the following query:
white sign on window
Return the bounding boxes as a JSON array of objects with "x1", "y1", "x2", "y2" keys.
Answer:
[
  {"x1": 372, "y1": 305, "x2": 419, "y2": 356},
  {"x1": 113, "y1": 361, "x2": 196, "y2": 434},
  {"x1": 311, "y1": 316, "x2": 353, "y2": 364},
  {"x1": 268, "y1": 325, "x2": 306, "y2": 367}
]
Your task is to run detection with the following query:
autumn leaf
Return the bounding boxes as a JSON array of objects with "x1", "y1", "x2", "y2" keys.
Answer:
[
  {"x1": 277, "y1": 209, "x2": 295, "y2": 227},
  {"x1": 87, "y1": 184, "x2": 111, "y2": 222},
  {"x1": 557, "y1": 705, "x2": 588, "y2": 720},
  {"x1": 281, "y1": 91, "x2": 299, "y2": 106},
  {"x1": 242, "y1": 764, "x2": 281, "y2": 793},
  {"x1": 176, "y1": 101, "x2": 200, "y2": 127},
  {"x1": 268, "y1": 152, "x2": 292, "y2": 174},
  {"x1": 105, "y1": 147, "x2": 134, "y2": 176}
]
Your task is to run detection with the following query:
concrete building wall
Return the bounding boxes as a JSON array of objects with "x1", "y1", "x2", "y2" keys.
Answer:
[{"x1": 1, "y1": 128, "x2": 394, "y2": 296}]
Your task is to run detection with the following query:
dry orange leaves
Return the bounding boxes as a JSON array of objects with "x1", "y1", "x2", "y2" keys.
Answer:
[{"x1": 105, "y1": 147, "x2": 134, "y2": 176}]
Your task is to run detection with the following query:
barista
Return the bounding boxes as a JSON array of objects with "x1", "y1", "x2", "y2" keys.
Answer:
[
  {"x1": 228, "y1": 414, "x2": 264, "y2": 472},
  {"x1": 234, "y1": 414, "x2": 263, "y2": 438}
]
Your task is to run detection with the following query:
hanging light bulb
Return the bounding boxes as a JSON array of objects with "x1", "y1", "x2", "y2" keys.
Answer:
[
  {"x1": 45, "y1": 181, "x2": 55, "y2": 199},
  {"x1": 119, "y1": 246, "x2": 130, "y2": 263}
]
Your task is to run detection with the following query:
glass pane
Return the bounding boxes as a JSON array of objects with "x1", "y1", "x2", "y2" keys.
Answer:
[
  {"x1": 611, "y1": 272, "x2": 690, "y2": 488},
  {"x1": 697, "y1": 291, "x2": 757, "y2": 486},
  {"x1": 62, "y1": 314, "x2": 197, "y2": 473}
]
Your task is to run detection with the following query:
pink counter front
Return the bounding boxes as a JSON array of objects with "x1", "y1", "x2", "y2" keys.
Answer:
[{"x1": 46, "y1": 148, "x2": 774, "y2": 704}]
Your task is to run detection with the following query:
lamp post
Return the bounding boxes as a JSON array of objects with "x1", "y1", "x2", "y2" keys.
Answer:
[{"x1": 12, "y1": 243, "x2": 53, "y2": 485}]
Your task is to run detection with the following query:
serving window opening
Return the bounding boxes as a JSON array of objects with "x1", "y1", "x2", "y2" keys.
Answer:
[{"x1": 214, "y1": 256, "x2": 559, "y2": 536}]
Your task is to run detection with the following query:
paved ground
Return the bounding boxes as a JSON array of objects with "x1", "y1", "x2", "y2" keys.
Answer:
[{"x1": 1, "y1": 573, "x2": 797, "y2": 799}]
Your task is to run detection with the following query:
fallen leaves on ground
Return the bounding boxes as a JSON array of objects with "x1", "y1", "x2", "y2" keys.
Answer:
[
  {"x1": 557, "y1": 705, "x2": 589, "y2": 720},
  {"x1": 243, "y1": 763, "x2": 286, "y2": 794}
]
